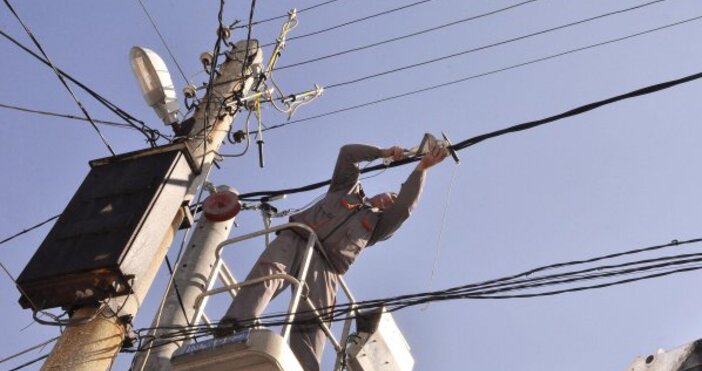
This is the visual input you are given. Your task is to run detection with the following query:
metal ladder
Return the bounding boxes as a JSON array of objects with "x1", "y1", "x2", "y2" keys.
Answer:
[{"x1": 172, "y1": 222, "x2": 358, "y2": 371}]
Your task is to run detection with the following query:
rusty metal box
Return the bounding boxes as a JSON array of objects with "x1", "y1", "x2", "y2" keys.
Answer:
[{"x1": 17, "y1": 144, "x2": 196, "y2": 310}]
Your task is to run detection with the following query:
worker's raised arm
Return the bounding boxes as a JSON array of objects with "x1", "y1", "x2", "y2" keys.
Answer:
[
  {"x1": 328, "y1": 144, "x2": 403, "y2": 193},
  {"x1": 369, "y1": 144, "x2": 448, "y2": 244}
]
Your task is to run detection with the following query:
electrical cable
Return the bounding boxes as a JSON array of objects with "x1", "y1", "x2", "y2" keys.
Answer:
[
  {"x1": 0, "y1": 214, "x2": 59, "y2": 246},
  {"x1": 0, "y1": 29, "x2": 167, "y2": 145},
  {"x1": 7, "y1": 22, "x2": 702, "y2": 242},
  {"x1": 8, "y1": 354, "x2": 49, "y2": 371},
  {"x1": 129, "y1": 237, "x2": 702, "y2": 348},
  {"x1": 421, "y1": 164, "x2": 458, "y2": 310},
  {"x1": 275, "y1": 0, "x2": 538, "y2": 71},
  {"x1": 0, "y1": 103, "x2": 148, "y2": 131},
  {"x1": 263, "y1": 13, "x2": 702, "y2": 135},
  {"x1": 3, "y1": 0, "x2": 116, "y2": 155},
  {"x1": 0, "y1": 337, "x2": 58, "y2": 365},
  {"x1": 324, "y1": 0, "x2": 668, "y2": 90},
  {"x1": 231, "y1": 0, "x2": 342, "y2": 30},
  {"x1": 260, "y1": 0, "x2": 432, "y2": 48},
  {"x1": 136, "y1": 0, "x2": 190, "y2": 84},
  {"x1": 241, "y1": 64, "x2": 702, "y2": 200}
]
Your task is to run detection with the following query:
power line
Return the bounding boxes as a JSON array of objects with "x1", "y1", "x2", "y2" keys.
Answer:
[
  {"x1": 324, "y1": 0, "x2": 668, "y2": 90},
  {"x1": 136, "y1": 0, "x2": 190, "y2": 84},
  {"x1": 131, "y1": 237, "x2": 702, "y2": 348},
  {"x1": 241, "y1": 65, "x2": 702, "y2": 200},
  {"x1": 274, "y1": 0, "x2": 539, "y2": 71},
  {"x1": 8, "y1": 354, "x2": 49, "y2": 371},
  {"x1": 6, "y1": 21, "x2": 702, "y2": 244},
  {"x1": 0, "y1": 29, "x2": 167, "y2": 145},
  {"x1": 231, "y1": 0, "x2": 343, "y2": 30},
  {"x1": 5, "y1": 17, "x2": 701, "y2": 250},
  {"x1": 0, "y1": 214, "x2": 60, "y2": 246},
  {"x1": 0, "y1": 337, "x2": 58, "y2": 366},
  {"x1": 260, "y1": 14, "x2": 702, "y2": 137},
  {"x1": 260, "y1": 0, "x2": 432, "y2": 48},
  {"x1": 3, "y1": 0, "x2": 116, "y2": 155},
  {"x1": 0, "y1": 103, "x2": 146, "y2": 130}
]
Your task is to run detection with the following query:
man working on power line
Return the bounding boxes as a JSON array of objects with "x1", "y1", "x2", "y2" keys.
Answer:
[{"x1": 217, "y1": 140, "x2": 448, "y2": 370}]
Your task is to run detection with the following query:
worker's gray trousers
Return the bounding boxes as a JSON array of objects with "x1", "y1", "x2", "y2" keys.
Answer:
[{"x1": 221, "y1": 231, "x2": 339, "y2": 371}]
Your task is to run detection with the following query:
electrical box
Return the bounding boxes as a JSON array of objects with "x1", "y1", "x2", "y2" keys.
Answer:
[
  {"x1": 627, "y1": 339, "x2": 702, "y2": 371},
  {"x1": 16, "y1": 143, "x2": 197, "y2": 310},
  {"x1": 346, "y1": 308, "x2": 415, "y2": 371}
]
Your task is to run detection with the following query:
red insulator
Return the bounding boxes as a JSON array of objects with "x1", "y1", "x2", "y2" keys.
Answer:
[{"x1": 202, "y1": 191, "x2": 241, "y2": 222}]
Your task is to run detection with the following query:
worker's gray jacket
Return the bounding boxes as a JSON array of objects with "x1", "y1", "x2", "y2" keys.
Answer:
[{"x1": 290, "y1": 144, "x2": 425, "y2": 274}]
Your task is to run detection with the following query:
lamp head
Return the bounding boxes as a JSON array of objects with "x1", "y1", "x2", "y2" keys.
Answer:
[{"x1": 130, "y1": 46, "x2": 180, "y2": 125}]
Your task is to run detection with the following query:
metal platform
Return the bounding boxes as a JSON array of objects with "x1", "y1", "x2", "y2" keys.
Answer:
[{"x1": 171, "y1": 328, "x2": 302, "y2": 371}]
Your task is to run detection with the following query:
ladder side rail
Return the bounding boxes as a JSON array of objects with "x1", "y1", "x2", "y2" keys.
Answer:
[
  {"x1": 192, "y1": 259, "x2": 223, "y2": 326},
  {"x1": 281, "y1": 231, "x2": 317, "y2": 342},
  {"x1": 304, "y1": 297, "x2": 342, "y2": 352},
  {"x1": 217, "y1": 261, "x2": 239, "y2": 299}
]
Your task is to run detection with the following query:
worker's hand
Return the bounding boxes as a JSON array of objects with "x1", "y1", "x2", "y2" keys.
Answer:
[
  {"x1": 417, "y1": 143, "x2": 448, "y2": 171},
  {"x1": 380, "y1": 146, "x2": 406, "y2": 161}
]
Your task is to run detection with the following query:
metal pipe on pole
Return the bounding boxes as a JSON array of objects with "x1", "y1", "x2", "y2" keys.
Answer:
[{"x1": 132, "y1": 185, "x2": 238, "y2": 370}]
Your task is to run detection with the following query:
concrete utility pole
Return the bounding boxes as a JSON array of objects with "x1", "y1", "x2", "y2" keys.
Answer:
[
  {"x1": 40, "y1": 39, "x2": 262, "y2": 371},
  {"x1": 132, "y1": 185, "x2": 239, "y2": 370}
]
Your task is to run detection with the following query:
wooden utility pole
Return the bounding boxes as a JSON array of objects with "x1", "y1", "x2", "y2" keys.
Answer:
[{"x1": 40, "y1": 39, "x2": 262, "y2": 371}]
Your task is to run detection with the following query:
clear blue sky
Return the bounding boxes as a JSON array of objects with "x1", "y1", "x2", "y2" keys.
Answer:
[{"x1": 2, "y1": 0, "x2": 702, "y2": 370}]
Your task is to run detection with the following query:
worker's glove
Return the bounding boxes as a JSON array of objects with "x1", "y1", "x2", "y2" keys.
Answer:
[{"x1": 380, "y1": 146, "x2": 406, "y2": 162}]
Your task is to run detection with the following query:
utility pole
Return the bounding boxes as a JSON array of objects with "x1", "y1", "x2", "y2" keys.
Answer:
[
  {"x1": 39, "y1": 39, "x2": 262, "y2": 371},
  {"x1": 132, "y1": 185, "x2": 240, "y2": 370}
]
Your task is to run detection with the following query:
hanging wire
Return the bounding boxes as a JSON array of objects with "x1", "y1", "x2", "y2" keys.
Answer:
[
  {"x1": 323, "y1": 0, "x2": 668, "y2": 90},
  {"x1": 420, "y1": 164, "x2": 459, "y2": 310},
  {"x1": 8, "y1": 354, "x2": 49, "y2": 371},
  {"x1": 3, "y1": 0, "x2": 116, "y2": 155},
  {"x1": 0, "y1": 337, "x2": 58, "y2": 366},
  {"x1": 0, "y1": 214, "x2": 59, "y2": 246},
  {"x1": 126, "y1": 237, "x2": 702, "y2": 350},
  {"x1": 260, "y1": 0, "x2": 433, "y2": 48},
  {"x1": 261, "y1": 14, "x2": 702, "y2": 135},
  {"x1": 274, "y1": 0, "x2": 539, "y2": 71},
  {"x1": 231, "y1": 0, "x2": 342, "y2": 30},
  {"x1": 0, "y1": 103, "x2": 143, "y2": 130},
  {"x1": 135, "y1": 0, "x2": 190, "y2": 84},
  {"x1": 0, "y1": 29, "x2": 166, "y2": 145}
]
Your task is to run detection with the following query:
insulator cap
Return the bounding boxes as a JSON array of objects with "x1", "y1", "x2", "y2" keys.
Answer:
[{"x1": 203, "y1": 190, "x2": 241, "y2": 222}]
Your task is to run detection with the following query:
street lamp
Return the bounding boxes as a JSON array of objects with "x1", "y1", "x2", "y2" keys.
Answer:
[{"x1": 130, "y1": 46, "x2": 180, "y2": 126}]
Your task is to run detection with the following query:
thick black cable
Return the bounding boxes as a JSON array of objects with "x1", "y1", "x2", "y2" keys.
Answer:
[
  {"x1": 451, "y1": 66, "x2": 702, "y2": 151},
  {"x1": 245, "y1": 67, "x2": 702, "y2": 199},
  {"x1": 0, "y1": 214, "x2": 59, "y2": 246},
  {"x1": 260, "y1": 0, "x2": 432, "y2": 48},
  {"x1": 131, "y1": 238, "x2": 702, "y2": 347},
  {"x1": 324, "y1": 0, "x2": 667, "y2": 90},
  {"x1": 275, "y1": 0, "x2": 539, "y2": 71},
  {"x1": 0, "y1": 29, "x2": 166, "y2": 144},
  {"x1": 4, "y1": 0, "x2": 116, "y2": 155},
  {"x1": 231, "y1": 0, "x2": 342, "y2": 30},
  {"x1": 0, "y1": 103, "x2": 143, "y2": 130},
  {"x1": 243, "y1": 250, "x2": 702, "y2": 325}
]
